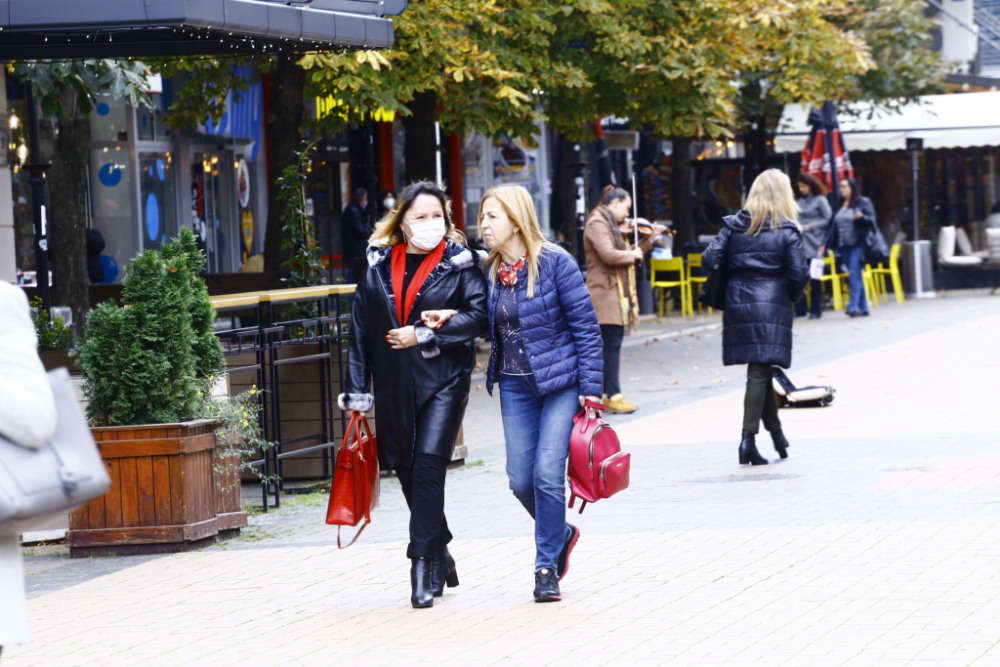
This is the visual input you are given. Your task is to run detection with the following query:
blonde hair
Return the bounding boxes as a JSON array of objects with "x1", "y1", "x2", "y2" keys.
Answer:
[
  {"x1": 479, "y1": 185, "x2": 547, "y2": 298},
  {"x1": 744, "y1": 169, "x2": 801, "y2": 235},
  {"x1": 368, "y1": 180, "x2": 466, "y2": 247}
]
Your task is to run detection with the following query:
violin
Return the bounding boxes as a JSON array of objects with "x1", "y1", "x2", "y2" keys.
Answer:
[{"x1": 620, "y1": 218, "x2": 675, "y2": 239}]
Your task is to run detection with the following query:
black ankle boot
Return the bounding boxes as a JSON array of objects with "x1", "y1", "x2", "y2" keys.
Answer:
[
  {"x1": 771, "y1": 430, "x2": 790, "y2": 459},
  {"x1": 431, "y1": 548, "x2": 459, "y2": 597},
  {"x1": 739, "y1": 432, "x2": 768, "y2": 466},
  {"x1": 410, "y1": 558, "x2": 434, "y2": 608}
]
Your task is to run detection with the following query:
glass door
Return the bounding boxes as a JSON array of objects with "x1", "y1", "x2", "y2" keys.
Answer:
[{"x1": 192, "y1": 151, "x2": 238, "y2": 273}]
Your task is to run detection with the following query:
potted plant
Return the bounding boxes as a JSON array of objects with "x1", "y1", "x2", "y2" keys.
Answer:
[
  {"x1": 66, "y1": 228, "x2": 251, "y2": 557},
  {"x1": 31, "y1": 296, "x2": 78, "y2": 373}
]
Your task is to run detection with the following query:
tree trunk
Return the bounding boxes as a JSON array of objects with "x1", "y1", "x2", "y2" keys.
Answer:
[
  {"x1": 402, "y1": 90, "x2": 438, "y2": 184},
  {"x1": 670, "y1": 137, "x2": 694, "y2": 250},
  {"x1": 44, "y1": 90, "x2": 91, "y2": 337},
  {"x1": 263, "y1": 56, "x2": 306, "y2": 272}
]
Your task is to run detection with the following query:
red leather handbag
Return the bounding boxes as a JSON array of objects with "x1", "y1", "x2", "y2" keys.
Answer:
[
  {"x1": 567, "y1": 399, "x2": 631, "y2": 513},
  {"x1": 326, "y1": 412, "x2": 380, "y2": 548}
]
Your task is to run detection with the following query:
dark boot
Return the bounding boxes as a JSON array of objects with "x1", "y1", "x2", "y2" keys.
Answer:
[
  {"x1": 738, "y1": 432, "x2": 768, "y2": 466},
  {"x1": 771, "y1": 430, "x2": 790, "y2": 459},
  {"x1": 410, "y1": 558, "x2": 434, "y2": 608},
  {"x1": 431, "y1": 548, "x2": 459, "y2": 597}
]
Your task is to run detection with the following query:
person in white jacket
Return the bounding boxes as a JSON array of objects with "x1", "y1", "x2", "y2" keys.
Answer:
[{"x1": 0, "y1": 282, "x2": 57, "y2": 655}]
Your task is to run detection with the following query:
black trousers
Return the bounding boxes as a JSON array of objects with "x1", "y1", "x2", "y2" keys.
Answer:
[
  {"x1": 600, "y1": 324, "x2": 624, "y2": 397},
  {"x1": 395, "y1": 453, "x2": 452, "y2": 559},
  {"x1": 794, "y1": 279, "x2": 823, "y2": 317},
  {"x1": 743, "y1": 363, "x2": 782, "y2": 434}
]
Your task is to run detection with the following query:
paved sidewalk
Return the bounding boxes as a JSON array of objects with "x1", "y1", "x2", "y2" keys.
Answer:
[{"x1": 7, "y1": 296, "x2": 1000, "y2": 666}]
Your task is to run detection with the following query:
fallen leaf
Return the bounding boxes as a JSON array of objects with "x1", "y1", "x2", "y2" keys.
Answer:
[
  {"x1": 693, "y1": 365, "x2": 699, "y2": 370},
  {"x1": 629, "y1": 377, "x2": 640, "y2": 381},
  {"x1": 475, "y1": 385, "x2": 483, "y2": 390},
  {"x1": 711, "y1": 379, "x2": 723, "y2": 384},
  {"x1": 664, "y1": 379, "x2": 679, "y2": 385}
]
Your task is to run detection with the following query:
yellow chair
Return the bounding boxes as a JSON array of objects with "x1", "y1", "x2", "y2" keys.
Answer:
[
  {"x1": 862, "y1": 264, "x2": 879, "y2": 308},
  {"x1": 651, "y1": 257, "x2": 690, "y2": 317},
  {"x1": 817, "y1": 251, "x2": 846, "y2": 311},
  {"x1": 869, "y1": 244, "x2": 904, "y2": 304},
  {"x1": 685, "y1": 253, "x2": 711, "y2": 315}
]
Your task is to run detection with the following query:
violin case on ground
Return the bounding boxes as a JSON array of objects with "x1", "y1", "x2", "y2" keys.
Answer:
[{"x1": 771, "y1": 366, "x2": 835, "y2": 408}]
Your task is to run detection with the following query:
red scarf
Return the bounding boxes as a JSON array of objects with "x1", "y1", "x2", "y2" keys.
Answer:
[
  {"x1": 391, "y1": 240, "x2": 447, "y2": 325},
  {"x1": 498, "y1": 253, "x2": 526, "y2": 286}
]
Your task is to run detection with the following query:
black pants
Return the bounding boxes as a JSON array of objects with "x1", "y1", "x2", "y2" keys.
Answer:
[
  {"x1": 395, "y1": 453, "x2": 452, "y2": 559},
  {"x1": 743, "y1": 363, "x2": 782, "y2": 434},
  {"x1": 600, "y1": 324, "x2": 624, "y2": 397},
  {"x1": 794, "y1": 280, "x2": 823, "y2": 317}
]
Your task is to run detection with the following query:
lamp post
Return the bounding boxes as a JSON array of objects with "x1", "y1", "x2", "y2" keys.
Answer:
[{"x1": 24, "y1": 81, "x2": 51, "y2": 315}]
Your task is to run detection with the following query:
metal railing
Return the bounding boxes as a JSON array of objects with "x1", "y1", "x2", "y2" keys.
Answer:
[{"x1": 211, "y1": 285, "x2": 356, "y2": 512}]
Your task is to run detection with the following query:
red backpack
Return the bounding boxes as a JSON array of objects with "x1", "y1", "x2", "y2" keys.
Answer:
[{"x1": 567, "y1": 400, "x2": 631, "y2": 513}]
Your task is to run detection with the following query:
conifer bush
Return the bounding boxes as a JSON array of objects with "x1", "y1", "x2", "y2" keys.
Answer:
[{"x1": 77, "y1": 228, "x2": 224, "y2": 426}]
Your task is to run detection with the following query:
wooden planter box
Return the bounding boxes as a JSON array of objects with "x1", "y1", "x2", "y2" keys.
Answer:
[
  {"x1": 39, "y1": 350, "x2": 79, "y2": 375},
  {"x1": 66, "y1": 420, "x2": 248, "y2": 558}
]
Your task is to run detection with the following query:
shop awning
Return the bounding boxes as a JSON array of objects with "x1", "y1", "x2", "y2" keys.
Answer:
[
  {"x1": 774, "y1": 91, "x2": 1000, "y2": 154},
  {"x1": 0, "y1": 0, "x2": 406, "y2": 58}
]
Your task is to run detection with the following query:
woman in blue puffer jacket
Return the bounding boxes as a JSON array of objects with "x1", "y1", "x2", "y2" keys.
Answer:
[
  {"x1": 478, "y1": 184, "x2": 603, "y2": 603},
  {"x1": 703, "y1": 169, "x2": 809, "y2": 467}
]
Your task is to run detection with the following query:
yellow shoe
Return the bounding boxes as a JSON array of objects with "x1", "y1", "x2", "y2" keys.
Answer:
[{"x1": 605, "y1": 394, "x2": 638, "y2": 414}]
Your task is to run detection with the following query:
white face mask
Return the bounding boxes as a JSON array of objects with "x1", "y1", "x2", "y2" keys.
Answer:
[
  {"x1": 383, "y1": 198, "x2": 395, "y2": 210},
  {"x1": 407, "y1": 220, "x2": 447, "y2": 250}
]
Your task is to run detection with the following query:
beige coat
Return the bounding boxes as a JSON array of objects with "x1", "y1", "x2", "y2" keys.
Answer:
[
  {"x1": 583, "y1": 207, "x2": 654, "y2": 326},
  {"x1": 0, "y1": 282, "x2": 57, "y2": 646}
]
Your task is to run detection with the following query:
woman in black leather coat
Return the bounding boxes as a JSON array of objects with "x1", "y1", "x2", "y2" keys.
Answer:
[
  {"x1": 339, "y1": 181, "x2": 488, "y2": 608},
  {"x1": 703, "y1": 169, "x2": 809, "y2": 466}
]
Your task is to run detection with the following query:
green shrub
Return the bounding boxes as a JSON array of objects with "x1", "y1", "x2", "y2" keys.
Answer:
[{"x1": 77, "y1": 228, "x2": 223, "y2": 426}]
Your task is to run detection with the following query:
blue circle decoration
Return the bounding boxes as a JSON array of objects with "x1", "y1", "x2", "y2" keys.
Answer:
[
  {"x1": 148, "y1": 166, "x2": 154, "y2": 177},
  {"x1": 141, "y1": 115, "x2": 148, "y2": 128},
  {"x1": 161, "y1": 234, "x2": 167, "y2": 244},
  {"x1": 98, "y1": 164, "x2": 122, "y2": 187},
  {"x1": 145, "y1": 194, "x2": 160, "y2": 241},
  {"x1": 96, "y1": 103, "x2": 110, "y2": 117},
  {"x1": 99, "y1": 255, "x2": 118, "y2": 284},
  {"x1": 156, "y1": 159, "x2": 165, "y2": 181}
]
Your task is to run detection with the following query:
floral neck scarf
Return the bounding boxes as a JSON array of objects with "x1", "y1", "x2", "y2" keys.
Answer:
[{"x1": 498, "y1": 253, "x2": 527, "y2": 286}]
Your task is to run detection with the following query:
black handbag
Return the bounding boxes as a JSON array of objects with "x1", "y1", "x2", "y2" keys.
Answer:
[
  {"x1": 698, "y1": 261, "x2": 728, "y2": 311},
  {"x1": 863, "y1": 225, "x2": 890, "y2": 265}
]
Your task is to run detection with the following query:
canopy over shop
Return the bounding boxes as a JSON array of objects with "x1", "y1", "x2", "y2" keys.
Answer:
[
  {"x1": 774, "y1": 92, "x2": 1000, "y2": 253},
  {"x1": 1, "y1": 0, "x2": 403, "y2": 309}
]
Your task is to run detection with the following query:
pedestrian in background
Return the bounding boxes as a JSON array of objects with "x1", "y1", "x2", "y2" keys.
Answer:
[
  {"x1": 583, "y1": 187, "x2": 666, "y2": 414},
  {"x1": 478, "y1": 184, "x2": 603, "y2": 602},
  {"x1": 0, "y1": 282, "x2": 58, "y2": 657},
  {"x1": 702, "y1": 169, "x2": 808, "y2": 466},
  {"x1": 341, "y1": 187, "x2": 371, "y2": 284},
  {"x1": 339, "y1": 181, "x2": 488, "y2": 608},
  {"x1": 794, "y1": 173, "x2": 831, "y2": 319},
  {"x1": 818, "y1": 177, "x2": 876, "y2": 317}
]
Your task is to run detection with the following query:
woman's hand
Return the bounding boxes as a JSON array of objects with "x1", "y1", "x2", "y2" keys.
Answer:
[
  {"x1": 386, "y1": 326, "x2": 418, "y2": 349},
  {"x1": 631, "y1": 248, "x2": 645, "y2": 263},
  {"x1": 817, "y1": 246, "x2": 826, "y2": 257},
  {"x1": 854, "y1": 210, "x2": 863, "y2": 220},
  {"x1": 580, "y1": 395, "x2": 602, "y2": 408},
  {"x1": 421, "y1": 309, "x2": 458, "y2": 330}
]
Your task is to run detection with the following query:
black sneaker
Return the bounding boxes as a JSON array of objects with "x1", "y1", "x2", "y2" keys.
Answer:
[
  {"x1": 533, "y1": 568, "x2": 561, "y2": 602},
  {"x1": 557, "y1": 524, "x2": 580, "y2": 582}
]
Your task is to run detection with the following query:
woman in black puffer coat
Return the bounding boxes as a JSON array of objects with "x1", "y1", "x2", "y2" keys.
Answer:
[{"x1": 703, "y1": 169, "x2": 809, "y2": 466}]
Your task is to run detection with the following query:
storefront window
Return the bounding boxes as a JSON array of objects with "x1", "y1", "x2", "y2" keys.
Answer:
[
  {"x1": 192, "y1": 151, "x2": 237, "y2": 273},
  {"x1": 90, "y1": 96, "x2": 129, "y2": 143},
  {"x1": 89, "y1": 146, "x2": 134, "y2": 281},
  {"x1": 139, "y1": 152, "x2": 177, "y2": 252},
  {"x1": 137, "y1": 94, "x2": 171, "y2": 142}
]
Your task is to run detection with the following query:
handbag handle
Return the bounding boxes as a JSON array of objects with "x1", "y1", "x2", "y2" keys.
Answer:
[{"x1": 335, "y1": 412, "x2": 375, "y2": 549}]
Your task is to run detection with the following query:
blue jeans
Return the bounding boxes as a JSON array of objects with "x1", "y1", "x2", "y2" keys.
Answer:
[
  {"x1": 498, "y1": 374, "x2": 578, "y2": 573},
  {"x1": 845, "y1": 245, "x2": 868, "y2": 314}
]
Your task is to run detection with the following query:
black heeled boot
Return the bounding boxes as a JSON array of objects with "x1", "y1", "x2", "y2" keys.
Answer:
[
  {"x1": 410, "y1": 557, "x2": 434, "y2": 608},
  {"x1": 771, "y1": 430, "x2": 790, "y2": 459},
  {"x1": 431, "y1": 548, "x2": 459, "y2": 598},
  {"x1": 738, "y1": 432, "x2": 768, "y2": 466}
]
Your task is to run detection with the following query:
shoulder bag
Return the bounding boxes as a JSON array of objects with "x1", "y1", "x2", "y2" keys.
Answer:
[
  {"x1": 0, "y1": 368, "x2": 111, "y2": 534},
  {"x1": 326, "y1": 412, "x2": 380, "y2": 548},
  {"x1": 698, "y1": 260, "x2": 728, "y2": 311},
  {"x1": 567, "y1": 400, "x2": 631, "y2": 513}
]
